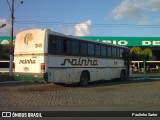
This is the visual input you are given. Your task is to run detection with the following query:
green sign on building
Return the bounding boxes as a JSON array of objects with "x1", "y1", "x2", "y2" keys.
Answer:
[
  {"x1": 79, "y1": 36, "x2": 160, "y2": 46},
  {"x1": 1, "y1": 36, "x2": 160, "y2": 46},
  {"x1": 0, "y1": 36, "x2": 16, "y2": 44}
]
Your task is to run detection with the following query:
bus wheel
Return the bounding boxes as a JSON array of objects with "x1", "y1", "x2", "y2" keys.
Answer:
[
  {"x1": 120, "y1": 70, "x2": 126, "y2": 81},
  {"x1": 80, "y1": 71, "x2": 90, "y2": 86}
]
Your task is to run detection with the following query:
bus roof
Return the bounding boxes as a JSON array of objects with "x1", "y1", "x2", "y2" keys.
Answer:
[
  {"x1": 17, "y1": 28, "x2": 129, "y2": 50},
  {"x1": 47, "y1": 29, "x2": 129, "y2": 50}
]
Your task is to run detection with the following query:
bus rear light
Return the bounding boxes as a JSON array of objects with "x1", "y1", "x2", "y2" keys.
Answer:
[
  {"x1": 41, "y1": 63, "x2": 46, "y2": 72},
  {"x1": 13, "y1": 63, "x2": 15, "y2": 72}
]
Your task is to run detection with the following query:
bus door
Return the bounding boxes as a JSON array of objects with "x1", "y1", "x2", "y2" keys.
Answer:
[{"x1": 123, "y1": 49, "x2": 130, "y2": 76}]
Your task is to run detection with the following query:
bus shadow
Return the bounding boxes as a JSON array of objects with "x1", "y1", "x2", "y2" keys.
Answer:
[
  {"x1": 61, "y1": 78, "x2": 160, "y2": 88},
  {"x1": 0, "y1": 81, "x2": 44, "y2": 87},
  {"x1": 1, "y1": 77, "x2": 160, "y2": 88},
  {"x1": 87, "y1": 79, "x2": 160, "y2": 88}
]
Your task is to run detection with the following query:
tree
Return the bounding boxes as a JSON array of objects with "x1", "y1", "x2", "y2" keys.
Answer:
[
  {"x1": 0, "y1": 44, "x2": 10, "y2": 60},
  {"x1": 130, "y1": 46, "x2": 142, "y2": 54},
  {"x1": 130, "y1": 46, "x2": 142, "y2": 60},
  {"x1": 139, "y1": 48, "x2": 152, "y2": 61},
  {"x1": 143, "y1": 48, "x2": 152, "y2": 60},
  {"x1": 130, "y1": 47, "x2": 153, "y2": 61}
]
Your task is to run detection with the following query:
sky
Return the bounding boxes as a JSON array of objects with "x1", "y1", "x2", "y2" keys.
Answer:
[{"x1": 0, "y1": 0, "x2": 160, "y2": 37}]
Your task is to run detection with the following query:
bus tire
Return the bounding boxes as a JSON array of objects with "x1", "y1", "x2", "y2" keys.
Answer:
[
  {"x1": 80, "y1": 71, "x2": 90, "y2": 86},
  {"x1": 120, "y1": 70, "x2": 126, "y2": 81}
]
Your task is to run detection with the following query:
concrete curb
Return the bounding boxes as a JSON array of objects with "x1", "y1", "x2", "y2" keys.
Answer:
[{"x1": 0, "y1": 81, "x2": 24, "y2": 84}]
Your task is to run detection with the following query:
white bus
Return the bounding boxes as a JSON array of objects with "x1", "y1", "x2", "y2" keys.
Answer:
[{"x1": 14, "y1": 29, "x2": 130, "y2": 86}]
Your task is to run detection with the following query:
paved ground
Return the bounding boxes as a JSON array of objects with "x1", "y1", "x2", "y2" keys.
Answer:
[{"x1": 0, "y1": 79, "x2": 160, "y2": 111}]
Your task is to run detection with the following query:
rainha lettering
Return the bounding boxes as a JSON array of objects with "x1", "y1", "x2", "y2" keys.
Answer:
[
  {"x1": 19, "y1": 59, "x2": 36, "y2": 64},
  {"x1": 61, "y1": 58, "x2": 98, "y2": 66}
]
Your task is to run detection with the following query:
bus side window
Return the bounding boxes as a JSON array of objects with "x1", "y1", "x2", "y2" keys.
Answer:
[
  {"x1": 120, "y1": 48, "x2": 124, "y2": 58},
  {"x1": 61, "y1": 39, "x2": 71, "y2": 54},
  {"x1": 107, "y1": 46, "x2": 112, "y2": 57},
  {"x1": 71, "y1": 40, "x2": 79, "y2": 55},
  {"x1": 101, "y1": 45, "x2": 106, "y2": 57},
  {"x1": 95, "y1": 44, "x2": 100, "y2": 56},
  {"x1": 66, "y1": 40, "x2": 71, "y2": 54},
  {"x1": 88, "y1": 43, "x2": 95, "y2": 56},
  {"x1": 80, "y1": 42, "x2": 87, "y2": 56},
  {"x1": 48, "y1": 35, "x2": 58, "y2": 54},
  {"x1": 112, "y1": 47, "x2": 117, "y2": 58},
  {"x1": 62, "y1": 39, "x2": 67, "y2": 54},
  {"x1": 57, "y1": 37, "x2": 63, "y2": 54},
  {"x1": 117, "y1": 48, "x2": 120, "y2": 58}
]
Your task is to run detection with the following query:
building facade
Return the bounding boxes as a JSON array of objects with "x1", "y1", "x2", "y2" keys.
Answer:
[
  {"x1": 1, "y1": 36, "x2": 160, "y2": 60},
  {"x1": 79, "y1": 36, "x2": 160, "y2": 61}
]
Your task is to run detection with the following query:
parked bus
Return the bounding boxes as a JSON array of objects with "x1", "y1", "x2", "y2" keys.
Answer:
[{"x1": 14, "y1": 29, "x2": 130, "y2": 86}]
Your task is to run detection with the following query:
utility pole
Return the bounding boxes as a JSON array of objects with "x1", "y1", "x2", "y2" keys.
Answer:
[{"x1": 9, "y1": 0, "x2": 14, "y2": 76}]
